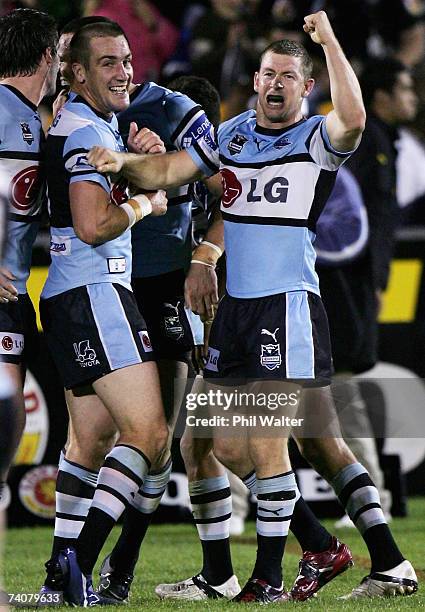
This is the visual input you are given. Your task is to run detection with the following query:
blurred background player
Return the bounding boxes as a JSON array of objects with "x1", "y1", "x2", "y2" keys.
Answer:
[
  {"x1": 0, "y1": 11, "x2": 57, "y2": 608},
  {"x1": 0, "y1": 171, "x2": 14, "y2": 612},
  {"x1": 0, "y1": 5, "x2": 58, "y2": 506}
]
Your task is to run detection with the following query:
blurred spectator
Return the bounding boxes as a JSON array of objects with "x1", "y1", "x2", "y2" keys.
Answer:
[
  {"x1": 84, "y1": 0, "x2": 179, "y2": 83},
  {"x1": 0, "y1": 1, "x2": 80, "y2": 34},
  {"x1": 189, "y1": 0, "x2": 269, "y2": 118},
  {"x1": 347, "y1": 57, "x2": 418, "y2": 311},
  {"x1": 396, "y1": 127, "x2": 425, "y2": 225}
]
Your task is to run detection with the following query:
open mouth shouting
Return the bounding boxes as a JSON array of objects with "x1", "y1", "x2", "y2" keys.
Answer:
[{"x1": 266, "y1": 94, "x2": 285, "y2": 108}]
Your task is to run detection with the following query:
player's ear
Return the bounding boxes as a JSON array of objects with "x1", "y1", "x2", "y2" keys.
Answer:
[
  {"x1": 73, "y1": 62, "x2": 86, "y2": 84},
  {"x1": 253, "y1": 71, "x2": 260, "y2": 93},
  {"x1": 302, "y1": 78, "x2": 315, "y2": 97},
  {"x1": 43, "y1": 47, "x2": 55, "y2": 66}
]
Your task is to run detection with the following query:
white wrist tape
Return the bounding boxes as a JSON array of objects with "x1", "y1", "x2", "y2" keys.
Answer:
[
  {"x1": 201, "y1": 240, "x2": 223, "y2": 258},
  {"x1": 131, "y1": 193, "x2": 153, "y2": 218},
  {"x1": 120, "y1": 194, "x2": 153, "y2": 229},
  {"x1": 120, "y1": 202, "x2": 137, "y2": 228}
]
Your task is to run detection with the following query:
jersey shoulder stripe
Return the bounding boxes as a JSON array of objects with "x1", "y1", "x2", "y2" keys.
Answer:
[
  {"x1": 0, "y1": 151, "x2": 41, "y2": 161},
  {"x1": 170, "y1": 104, "x2": 203, "y2": 145},
  {"x1": 219, "y1": 152, "x2": 313, "y2": 169}
]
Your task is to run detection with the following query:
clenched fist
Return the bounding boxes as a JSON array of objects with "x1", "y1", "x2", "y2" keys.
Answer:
[
  {"x1": 145, "y1": 189, "x2": 167, "y2": 216},
  {"x1": 88, "y1": 146, "x2": 125, "y2": 174},
  {"x1": 303, "y1": 11, "x2": 336, "y2": 46}
]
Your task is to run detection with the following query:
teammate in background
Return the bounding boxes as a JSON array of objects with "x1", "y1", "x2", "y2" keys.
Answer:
[
  {"x1": 0, "y1": 7, "x2": 58, "y2": 498},
  {"x1": 97, "y1": 74, "x2": 224, "y2": 600},
  {"x1": 39, "y1": 21, "x2": 169, "y2": 606},
  {"x1": 89, "y1": 11, "x2": 418, "y2": 603},
  {"x1": 0, "y1": 175, "x2": 14, "y2": 612}
]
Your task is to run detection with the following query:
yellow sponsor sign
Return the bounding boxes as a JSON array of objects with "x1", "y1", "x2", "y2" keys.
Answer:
[
  {"x1": 27, "y1": 266, "x2": 48, "y2": 330},
  {"x1": 15, "y1": 433, "x2": 41, "y2": 464},
  {"x1": 379, "y1": 260, "x2": 423, "y2": 323}
]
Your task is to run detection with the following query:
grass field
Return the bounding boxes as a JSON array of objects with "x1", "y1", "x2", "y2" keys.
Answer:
[{"x1": 3, "y1": 497, "x2": 425, "y2": 610}]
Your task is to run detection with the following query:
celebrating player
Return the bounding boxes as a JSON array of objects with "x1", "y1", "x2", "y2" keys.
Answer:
[
  {"x1": 39, "y1": 21, "x2": 169, "y2": 606},
  {"x1": 89, "y1": 11, "x2": 418, "y2": 603}
]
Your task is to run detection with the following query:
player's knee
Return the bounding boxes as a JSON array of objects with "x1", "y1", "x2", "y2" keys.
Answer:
[
  {"x1": 91, "y1": 429, "x2": 117, "y2": 465},
  {"x1": 297, "y1": 437, "x2": 324, "y2": 468},
  {"x1": 213, "y1": 440, "x2": 243, "y2": 473},
  {"x1": 180, "y1": 436, "x2": 211, "y2": 468},
  {"x1": 148, "y1": 425, "x2": 169, "y2": 463}
]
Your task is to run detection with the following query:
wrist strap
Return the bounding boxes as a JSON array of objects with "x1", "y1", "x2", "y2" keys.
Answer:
[
  {"x1": 191, "y1": 259, "x2": 216, "y2": 269},
  {"x1": 201, "y1": 240, "x2": 223, "y2": 257}
]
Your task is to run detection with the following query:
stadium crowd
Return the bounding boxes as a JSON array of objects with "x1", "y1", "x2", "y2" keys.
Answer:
[{"x1": 0, "y1": 0, "x2": 424, "y2": 608}]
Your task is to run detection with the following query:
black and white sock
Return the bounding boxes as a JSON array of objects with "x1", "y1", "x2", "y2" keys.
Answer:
[
  {"x1": 333, "y1": 462, "x2": 404, "y2": 573},
  {"x1": 253, "y1": 471, "x2": 297, "y2": 588},
  {"x1": 109, "y1": 457, "x2": 172, "y2": 575},
  {"x1": 52, "y1": 455, "x2": 98, "y2": 557},
  {"x1": 242, "y1": 470, "x2": 332, "y2": 553},
  {"x1": 189, "y1": 475, "x2": 233, "y2": 586},
  {"x1": 76, "y1": 444, "x2": 150, "y2": 575}
]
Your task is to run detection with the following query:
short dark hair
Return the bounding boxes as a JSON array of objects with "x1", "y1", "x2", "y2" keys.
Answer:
[
  {"x1": 69, "y1": 22, "x2": 129, "y2": 70},
  {"x1": 360, "y1": 58, "x2": 408, "y2": 108},
  {"x1": 61, "y1": 15, "x2": 122, "y2": 36},
  {"x1": 0, "y1": 8, "x2": 58, "y2": 78},
  {"x1": 168, "y1": 76, "x2": 221, "y2": 126},
  {"x1": 259, "y1": 39, "x2": 313, "y2": 80}
]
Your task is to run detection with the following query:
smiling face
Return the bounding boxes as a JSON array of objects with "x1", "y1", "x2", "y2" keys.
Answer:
[
  {"x1": 57, "y1": 32, "x2": 73, "y2": 87},
  {"x1": 73, "y1": 35, "x2": 133, "y2": 116},
  {"x1": 254, "y1": 51, "x2": 314, "y2": 129}
]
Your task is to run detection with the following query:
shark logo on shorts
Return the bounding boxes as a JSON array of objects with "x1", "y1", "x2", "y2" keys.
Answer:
[
  {"x1": 73, "y1": 340, "x2": 100, "y2": 368},
  {"x1": 260, "y1": 328, "x2": 281, "y2": 371},
  {"x1": 163, "y1": 302, "x2": 184, "y2": 341}
]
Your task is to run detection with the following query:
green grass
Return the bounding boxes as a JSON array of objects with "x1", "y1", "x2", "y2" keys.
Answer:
[{"x1": 3, "y1": 497, "x2": 425, "y2": 610}]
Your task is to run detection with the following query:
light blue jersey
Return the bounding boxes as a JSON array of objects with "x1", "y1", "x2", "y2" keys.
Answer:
[
  {"x1": 188, "y1": 110, "x2": 354, "y2": 299},
  {"x1": 42, "y1": 96, "x2": 131, "y2": 299},
  {"x1": 118, "y1": 82, "x2": 214, "y2": 277},
  {"x1": 0, "y1": 85, "x2": 44, "y2": 294}
]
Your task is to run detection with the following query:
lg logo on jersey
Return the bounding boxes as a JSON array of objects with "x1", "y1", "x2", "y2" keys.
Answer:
[
  {"x1": 247, "y1": 177, "x2": 289, "y2": 204},
  {"x1": 10, "y1": 166, "x2": 41, "y2": 211},
  {"x1": 221, "y1": 168, "x2": 289, "y2": 208}
]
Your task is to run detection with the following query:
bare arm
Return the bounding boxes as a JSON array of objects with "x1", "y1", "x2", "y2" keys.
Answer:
[
  {"x1": 87, "y1": 147, "x2": 205, "y2": 191},
  {"x1": 185, "y1": 208, "x2": 224, "y2": 321},
  {"x1": 304, "y1": 11, "x2": 366, "y2": 152},
  {"x1": 70, "y1": 181, "x2": 167, "y2": 245}
]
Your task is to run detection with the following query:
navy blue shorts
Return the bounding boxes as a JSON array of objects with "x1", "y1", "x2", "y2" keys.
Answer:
[
  {"x1": 40, "y1": 283, "x2": 155, "y2": 389},
  {"x1": 132, "y1": 269, "x2": 200, "y2": 363},
  {"x1": 203, "y1": 291, "x2": 333, "y2": 386},
  {"x1": 0, "y1": 293, "x2": 39, "y2": 365}
]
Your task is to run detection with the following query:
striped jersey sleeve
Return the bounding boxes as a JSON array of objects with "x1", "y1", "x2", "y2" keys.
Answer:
[{"x1": 63, "y1": 123, "x2": 110, "y2": 193}]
